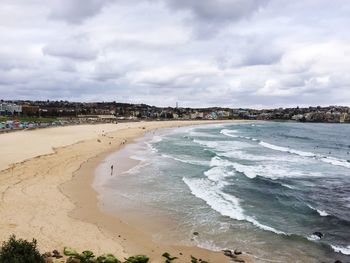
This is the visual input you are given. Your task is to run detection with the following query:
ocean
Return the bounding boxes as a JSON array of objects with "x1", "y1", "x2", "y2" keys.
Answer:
[{"x1": 94, "y1": 122, "x2": 350, "y2": 262}]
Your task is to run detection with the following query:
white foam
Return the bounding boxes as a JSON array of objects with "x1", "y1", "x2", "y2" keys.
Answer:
[
  {"x1": 281, "y1": 183, "x2": 296, "y2": 189},
  {"x1": 220, "y1": 129, "x2": 239, "y2": 138},
  {"x1": 230, "y1": 161, "x2": 320, "y2": 180},
  {"x1": 243, "y1": 136, "x2": 259, "y2": 141},
  {"x1": 204, "y1": 166, "x2": 234, "y2": 183},
  {"x1": 122, "y1": 159, "x2": 150, "y2": 175},
  {"x1": 161, "y1": 154, "x2": 209, "y2": 166},
  {"x1": 231, "y1": 163, "x2": 257, "y2": 179},
  {"x1": 150, "y1": 135, "x2": 163, "y2": 143},
  {"x1": 145, "y1": 135, "x2": 163, "y2": 152},
  {"x1": 259, "y1": 141, "x2": 315, "y2": 157},
  {"x1": 307, "y1": 204, "x2": 329, "y2": 217},
  {"x1": 210, "y1": 156, "x2": 233, "y2": 167},
  {"x1": 193, "y1": 139, "x2": 252, "y2": 152},
  {"x1": 209, "y1": 156, "x2": 310, "y2": 180},
  {"x1": 320, "y1": 156, "x2": 350, "y2": 169},
  {"x1": 219, "y1": 150, "x2": 306, "y2": 163},
  {"x1": 259, "y1": 141, "x2": 350, "y2": 170},
  {"x1": 145, "y1": 142, "x2": 158, "y2": 152},
  {"x1": 182, "y1": 177, "x2": 287, "y2": 235},
  {"x1": 189, "y1": 131, "x2": 220, "y2": 138},
  {"x1": 193, "y1": 139, "x2": 220, "y2": 148},
  {"x1": 317, "y1": 210, "x2": 329, "y2": 216},
  {"x1": 331, "y1": 245, "x2": 350, "y2": 255},
  {"x1": 220, "y1": 129, "x2": 261, "y2": 142},
  {"x1": 307, "y1": 235, "x2": 321, "y2": 241}
]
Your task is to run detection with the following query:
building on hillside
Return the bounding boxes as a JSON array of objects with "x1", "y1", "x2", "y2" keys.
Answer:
[
  {"x1": 340, "y1": 112, "x2": 349, "y2": 123},
  {"x1": 217, "y1": 110, "x2": 231, "y2": 119},
  {"x1": 190, "y1": 112, "x2": 204, "y2": 119},
  {"x1": 77, "y1": 115, "x2": 117, "y2": 123},
  {"x1": 0, "y1": 103, "x2": 22, "y2": 115}
]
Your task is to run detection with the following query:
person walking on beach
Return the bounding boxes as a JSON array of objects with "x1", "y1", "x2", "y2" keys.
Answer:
[{"x1": 111, "y1": 164, "x2": 114, "y2": 175}]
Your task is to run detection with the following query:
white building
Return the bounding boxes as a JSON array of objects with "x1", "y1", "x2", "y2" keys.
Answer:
[{"x1": 0, "y1": 103, "x2": 22, "y2": 115}]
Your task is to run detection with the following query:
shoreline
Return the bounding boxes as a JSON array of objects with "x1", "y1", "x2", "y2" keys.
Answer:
[
  {"x1": 0, "y1": 120, "x2": 251, "y2": 263},
  {"x1": 61, "y1": 121, "x2": 252, "y2": 262}
]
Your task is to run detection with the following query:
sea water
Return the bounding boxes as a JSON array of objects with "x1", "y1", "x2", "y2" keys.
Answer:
[{"x1": 94, "y1": 122, "x2": 350, "y2": 262}]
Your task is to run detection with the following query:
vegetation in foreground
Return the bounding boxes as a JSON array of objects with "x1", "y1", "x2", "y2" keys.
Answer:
[
  {"x1": 0, "y1": 236, "x2": 217, "y2": 263},
  {"x1": 0, "y1": 236, "x2": 44, "y2": 263}
]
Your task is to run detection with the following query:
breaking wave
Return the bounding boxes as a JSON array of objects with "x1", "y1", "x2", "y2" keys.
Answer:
[
  {"x1": 259, "y1": 141, "x2": 350, "y2": 169},
  {"x1": 220, "y1": 129, "x2": 239, "y2": 138},
  {"x1": 259, "y1": 141, "x2": 316, "y2": 157},
  {"x1": 331, "y1": 245, "x2": 350, "y2": 255},
  {"x1": 307, "y1": 204, "x2": 329, "y2": 217},
  {"x1": 161, "y1": 154, "x2": 209, "y2": 166},
  {"x1": 182, "y1": 177, "x2": 287, "y2": 235}
]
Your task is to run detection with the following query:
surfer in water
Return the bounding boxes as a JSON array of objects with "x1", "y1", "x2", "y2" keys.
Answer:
[{"x1": 111, "y1": 164, "x2": 114, "y2": 175}]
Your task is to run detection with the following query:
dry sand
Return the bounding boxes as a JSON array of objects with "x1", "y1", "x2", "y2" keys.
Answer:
[
  {"x1": 0, "y1": 124, "x2": 123, "y2": 172},
  {"x1": 0, "y1": 120, "x2": 252, "y2": 262}
]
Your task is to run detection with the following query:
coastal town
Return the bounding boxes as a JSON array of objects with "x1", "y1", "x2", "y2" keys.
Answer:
[{"x1": 1, "y1": 100, "x2": 350, "y2": 131}]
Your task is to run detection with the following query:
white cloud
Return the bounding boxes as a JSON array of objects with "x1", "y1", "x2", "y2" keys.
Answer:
[{"x1": 0, "y1": 0, "x2": 350, "y2": 108}]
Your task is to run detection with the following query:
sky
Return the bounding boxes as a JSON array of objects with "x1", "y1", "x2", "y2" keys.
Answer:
[{"x1": 0, "y1": 0, "x2": 350, "y2": 108}]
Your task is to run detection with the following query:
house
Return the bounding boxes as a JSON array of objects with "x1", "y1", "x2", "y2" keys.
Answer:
[{"x1": 0, "y1": 103, "x2": 22, "y2": 115}]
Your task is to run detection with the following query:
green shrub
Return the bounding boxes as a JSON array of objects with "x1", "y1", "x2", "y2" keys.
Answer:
[
  {"x1": 97, "y1": 254, "x2": 121, "y2": 263},
  {"x1": 64, "y1": 247, "x2": 96, "y2": 263},
  {"x1": 124, "y1": 255, "x2": 149, "y2": 263},
  {"x1": 0, "y1": 235, "x2": 44, "y2": 263}
]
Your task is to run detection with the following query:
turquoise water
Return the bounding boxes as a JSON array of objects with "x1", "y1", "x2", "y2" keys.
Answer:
[{"x1": 96, "y1": 122, "x2": 350, "y2": 262}]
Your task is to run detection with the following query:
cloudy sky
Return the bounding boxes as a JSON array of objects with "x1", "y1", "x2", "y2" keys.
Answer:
[{"x1": 1, "y1": 0, "x2": 350, "y2": 108}]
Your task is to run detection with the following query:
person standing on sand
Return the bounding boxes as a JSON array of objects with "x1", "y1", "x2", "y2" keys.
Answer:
[{"x1": 111, "y1": 164, "x2": 114, "y2": 175}]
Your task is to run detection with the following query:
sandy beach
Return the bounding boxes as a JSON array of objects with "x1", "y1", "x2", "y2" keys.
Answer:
[{"x1": 0, "y1": 121, "x2": 251, "y2": 263}]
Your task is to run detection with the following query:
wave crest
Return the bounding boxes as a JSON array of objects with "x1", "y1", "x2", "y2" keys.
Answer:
[{"x1": 183, "y1": 177, "x2": 287, "y2": 235}]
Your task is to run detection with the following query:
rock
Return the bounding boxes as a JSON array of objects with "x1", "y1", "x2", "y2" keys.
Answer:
[
  {"x1": 43, "y1": 252, "x2": 52, "y2": 258},
  {"x1": 313, "y1": 231, "x2": 324, "y2": 238},
  {"x1": 193, "y1": 232, "x2": 199, "y2": 236},
  {"x1": 334, "y1": 260, "x2": 342, "y2": 263},
  {"x1": 52, "y1": 250, "x2": 63, "y2": 259},
  {"x1": 234, "y1": 249, "x2": 242, "y2": 255},
  {"x1": 222, "y1": 250, "x2": 236, "y2": 258}
]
